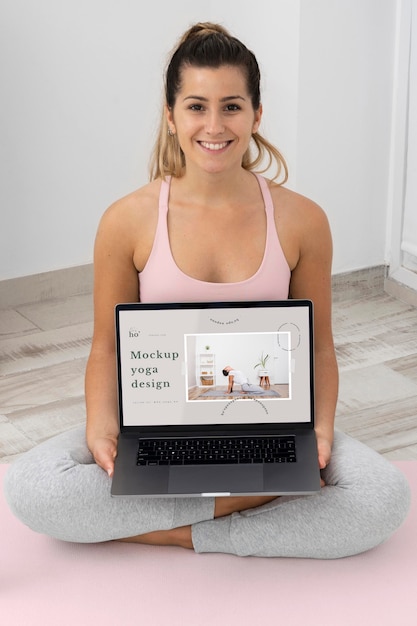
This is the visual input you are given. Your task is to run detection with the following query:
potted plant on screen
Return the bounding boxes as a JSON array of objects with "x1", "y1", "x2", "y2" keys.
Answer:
[{"x1": 254, "y1": 351, "x2": 270, "y2": 376}]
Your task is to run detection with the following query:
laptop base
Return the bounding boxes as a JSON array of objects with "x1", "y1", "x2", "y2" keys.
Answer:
[{"x1": 111, "y1": 429, "x2": 320, "y2": 497}]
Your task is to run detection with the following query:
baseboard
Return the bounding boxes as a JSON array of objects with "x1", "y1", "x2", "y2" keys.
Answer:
[
  {"x1": 0, "y1": 264, "x2": 94, "y2": 309},
  {"x1": 384, "y1": 276, "x2": 417, "y2": 307},
  {"x1": 331, "y1": 265, "x2": 386, "y2": 302}
]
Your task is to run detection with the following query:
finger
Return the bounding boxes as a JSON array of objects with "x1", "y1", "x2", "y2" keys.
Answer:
[
  {"x1": 318, "y1": 452, "x2": 327, "y2": 469},
  {"x1": 317, "y1": 445, "x2": 331, "y2": 469},
  {"x1": 95, "y1": 448, "x2": 117, "y2": 476}
]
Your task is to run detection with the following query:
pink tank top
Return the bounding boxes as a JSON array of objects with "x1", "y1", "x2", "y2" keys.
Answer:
[{"x1": 139, "y1": 174, "x2": 290, "y2": 303}]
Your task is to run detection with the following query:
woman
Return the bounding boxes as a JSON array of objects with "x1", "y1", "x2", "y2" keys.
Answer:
[
  {"x1": 222, "y1": 366, "x2": 265, "y2": 394},
  {"x1": 5, "y1": 22, "x2": 410, "y2": 558}
]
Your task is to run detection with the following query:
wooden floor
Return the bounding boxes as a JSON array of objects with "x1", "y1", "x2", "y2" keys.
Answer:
[{"x1": 1, "y1": 288, "x2": 417, "y2": 462}]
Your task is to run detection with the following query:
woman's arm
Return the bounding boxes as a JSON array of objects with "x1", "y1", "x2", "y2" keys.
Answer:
[
  {"x1": 85, "y1": 198, "x2": 142, "y2": 476},
  {"x1": 227, "y1": 374, "x2": 234, "y2": 394},
  {"x1": 286, "y1": 195, "x2": 338, "y2": 470}
]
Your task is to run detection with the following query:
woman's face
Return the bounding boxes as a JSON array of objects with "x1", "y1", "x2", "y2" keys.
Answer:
[{"x1": 166, "y1": 64, "x2": 262, "y2": 176}]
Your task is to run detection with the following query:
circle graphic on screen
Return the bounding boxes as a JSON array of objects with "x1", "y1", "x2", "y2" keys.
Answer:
[{"x1": 277, "y1": 323, "x2": 301, "y2": 351}]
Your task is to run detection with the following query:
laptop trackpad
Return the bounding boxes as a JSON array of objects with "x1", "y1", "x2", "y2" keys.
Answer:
[{"x1": 168, "y1": 465, "x2": 263, "y2": 495}]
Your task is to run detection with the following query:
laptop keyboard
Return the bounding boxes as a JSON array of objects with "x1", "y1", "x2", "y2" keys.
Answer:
[{"x1": 136, "y1": 436, "x2": 296, "y2": 466}]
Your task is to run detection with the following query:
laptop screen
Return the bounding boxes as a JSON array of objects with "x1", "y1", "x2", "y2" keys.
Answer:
[{"x1": 115, "y1": 301, "x2": 314, "y2": 428}]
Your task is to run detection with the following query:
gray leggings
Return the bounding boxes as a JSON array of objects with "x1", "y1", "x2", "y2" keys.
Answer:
[
  {"x1": 3, "y1": 427, "x2": 410, "y2": 559},
  {"x1": 241, "y1": 383, "x2": 265, "y2": 394}
]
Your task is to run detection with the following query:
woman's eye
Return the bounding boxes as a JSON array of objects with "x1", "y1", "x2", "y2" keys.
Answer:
[
  {"x1": 189, "y1": 104, "x2": 204, "y2": 111},
  {"x1": 225, "y1": 104, "x2": 241, "y2": 112}
]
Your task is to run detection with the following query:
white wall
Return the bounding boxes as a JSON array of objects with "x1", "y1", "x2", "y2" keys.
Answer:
[
  {"x1": 0, "y1": 0, "x2": 400, "y2": 281},
  {"x1": 0, "y1": 0, "x2": 207, "y2": 280},
  {"x1": 296, "y1": 0, "x2": 397, "y2": 273}
]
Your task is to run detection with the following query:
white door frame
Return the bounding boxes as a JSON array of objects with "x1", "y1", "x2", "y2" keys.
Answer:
[{"x1": 387, "y1": 0, "x2": 417, "y2": 291}]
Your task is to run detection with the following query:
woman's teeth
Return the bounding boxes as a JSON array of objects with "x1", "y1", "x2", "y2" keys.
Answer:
[{"x1": 200, "y1": 141, "x2": 229, "y2": 151}]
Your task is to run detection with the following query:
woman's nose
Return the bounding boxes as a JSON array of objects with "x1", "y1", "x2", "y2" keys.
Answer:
[{"x1": 205, "y1": 111, "x2": 225, "y2": 135}]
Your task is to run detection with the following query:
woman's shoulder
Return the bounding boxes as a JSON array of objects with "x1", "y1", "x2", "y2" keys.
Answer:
[
  {"x1": 266, "y1": 178, "x2": 326, "y2": 217},
  {"x1": 103, "y1": 179, "x2": 162, "y2": 221},
  {"x1": 96, "y1": 179, "x2": 161, "y2": 241},
  {"x1": 261, "y1": 176, "x2": 332, "y2": 270},
  {"x1": 265, "y1": 177, "x2": 331, "y2": 235},
  {"x1": 94, "y1": 179, "x2": 163, "y2": 263}
]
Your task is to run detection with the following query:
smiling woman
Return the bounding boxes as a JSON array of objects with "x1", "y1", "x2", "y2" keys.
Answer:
[{"x1": 4, "y1": 21, "x2": 411, "y2": 559}]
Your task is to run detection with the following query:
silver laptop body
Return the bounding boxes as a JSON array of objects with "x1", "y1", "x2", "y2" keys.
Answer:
[{"x1": 111, "y1": 300, "x2": 321, "y2": 497}]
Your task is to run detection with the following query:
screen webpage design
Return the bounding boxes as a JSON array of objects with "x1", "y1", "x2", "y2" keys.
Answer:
[{"x1": 117, "y1": 305, "x2": 312, "y2": 427}]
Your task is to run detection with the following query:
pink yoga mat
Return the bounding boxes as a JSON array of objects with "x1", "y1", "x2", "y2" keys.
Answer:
[{"x1": 1, "y1": 462, "x2": 416, "y2": 626}]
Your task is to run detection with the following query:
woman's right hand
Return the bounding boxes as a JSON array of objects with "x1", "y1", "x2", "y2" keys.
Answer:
[{"x1": 89, "y1": 436, "x2": 118, "y2": 477}]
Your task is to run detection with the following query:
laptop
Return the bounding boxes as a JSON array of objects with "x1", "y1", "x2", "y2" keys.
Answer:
[{"x1": 111, "y1": 300, "x2": 321, "y2": 497}]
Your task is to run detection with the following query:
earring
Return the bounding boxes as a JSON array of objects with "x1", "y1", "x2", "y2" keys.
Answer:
[{"x1": 168, "y1": 128, "x2": 174, "y2": 136}]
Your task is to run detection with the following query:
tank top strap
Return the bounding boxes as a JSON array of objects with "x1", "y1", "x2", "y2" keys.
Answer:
[
  {"x1": 254, "y1": 172, "x2": 274, "y2": 217},
  {"x1": 254, "y1": 173, "x2": 278, "y2": 251},
  {"x1": 150, "y1": 176, "x2": 171, "y2": 262},
  {"x1": 159, "y1": 176, "x2": 171, "y2": 216}
]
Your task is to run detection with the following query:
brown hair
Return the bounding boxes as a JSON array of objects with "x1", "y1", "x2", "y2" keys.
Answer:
[{"x1": 149, "y1": 22, "x2": 288, "y2": 184}]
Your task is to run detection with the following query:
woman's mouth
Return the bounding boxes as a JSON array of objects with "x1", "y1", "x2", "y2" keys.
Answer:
[{"x1": 199, "y1": 141, "x2": 231, "y2": 151}]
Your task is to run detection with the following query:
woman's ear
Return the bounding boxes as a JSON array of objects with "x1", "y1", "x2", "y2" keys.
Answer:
[
  {"x1": 165, "y1": 104, "x2": 176, "y2": 135},
  {"x1": 253, "y1": 103, "x2": 263, "y2": 133}
]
